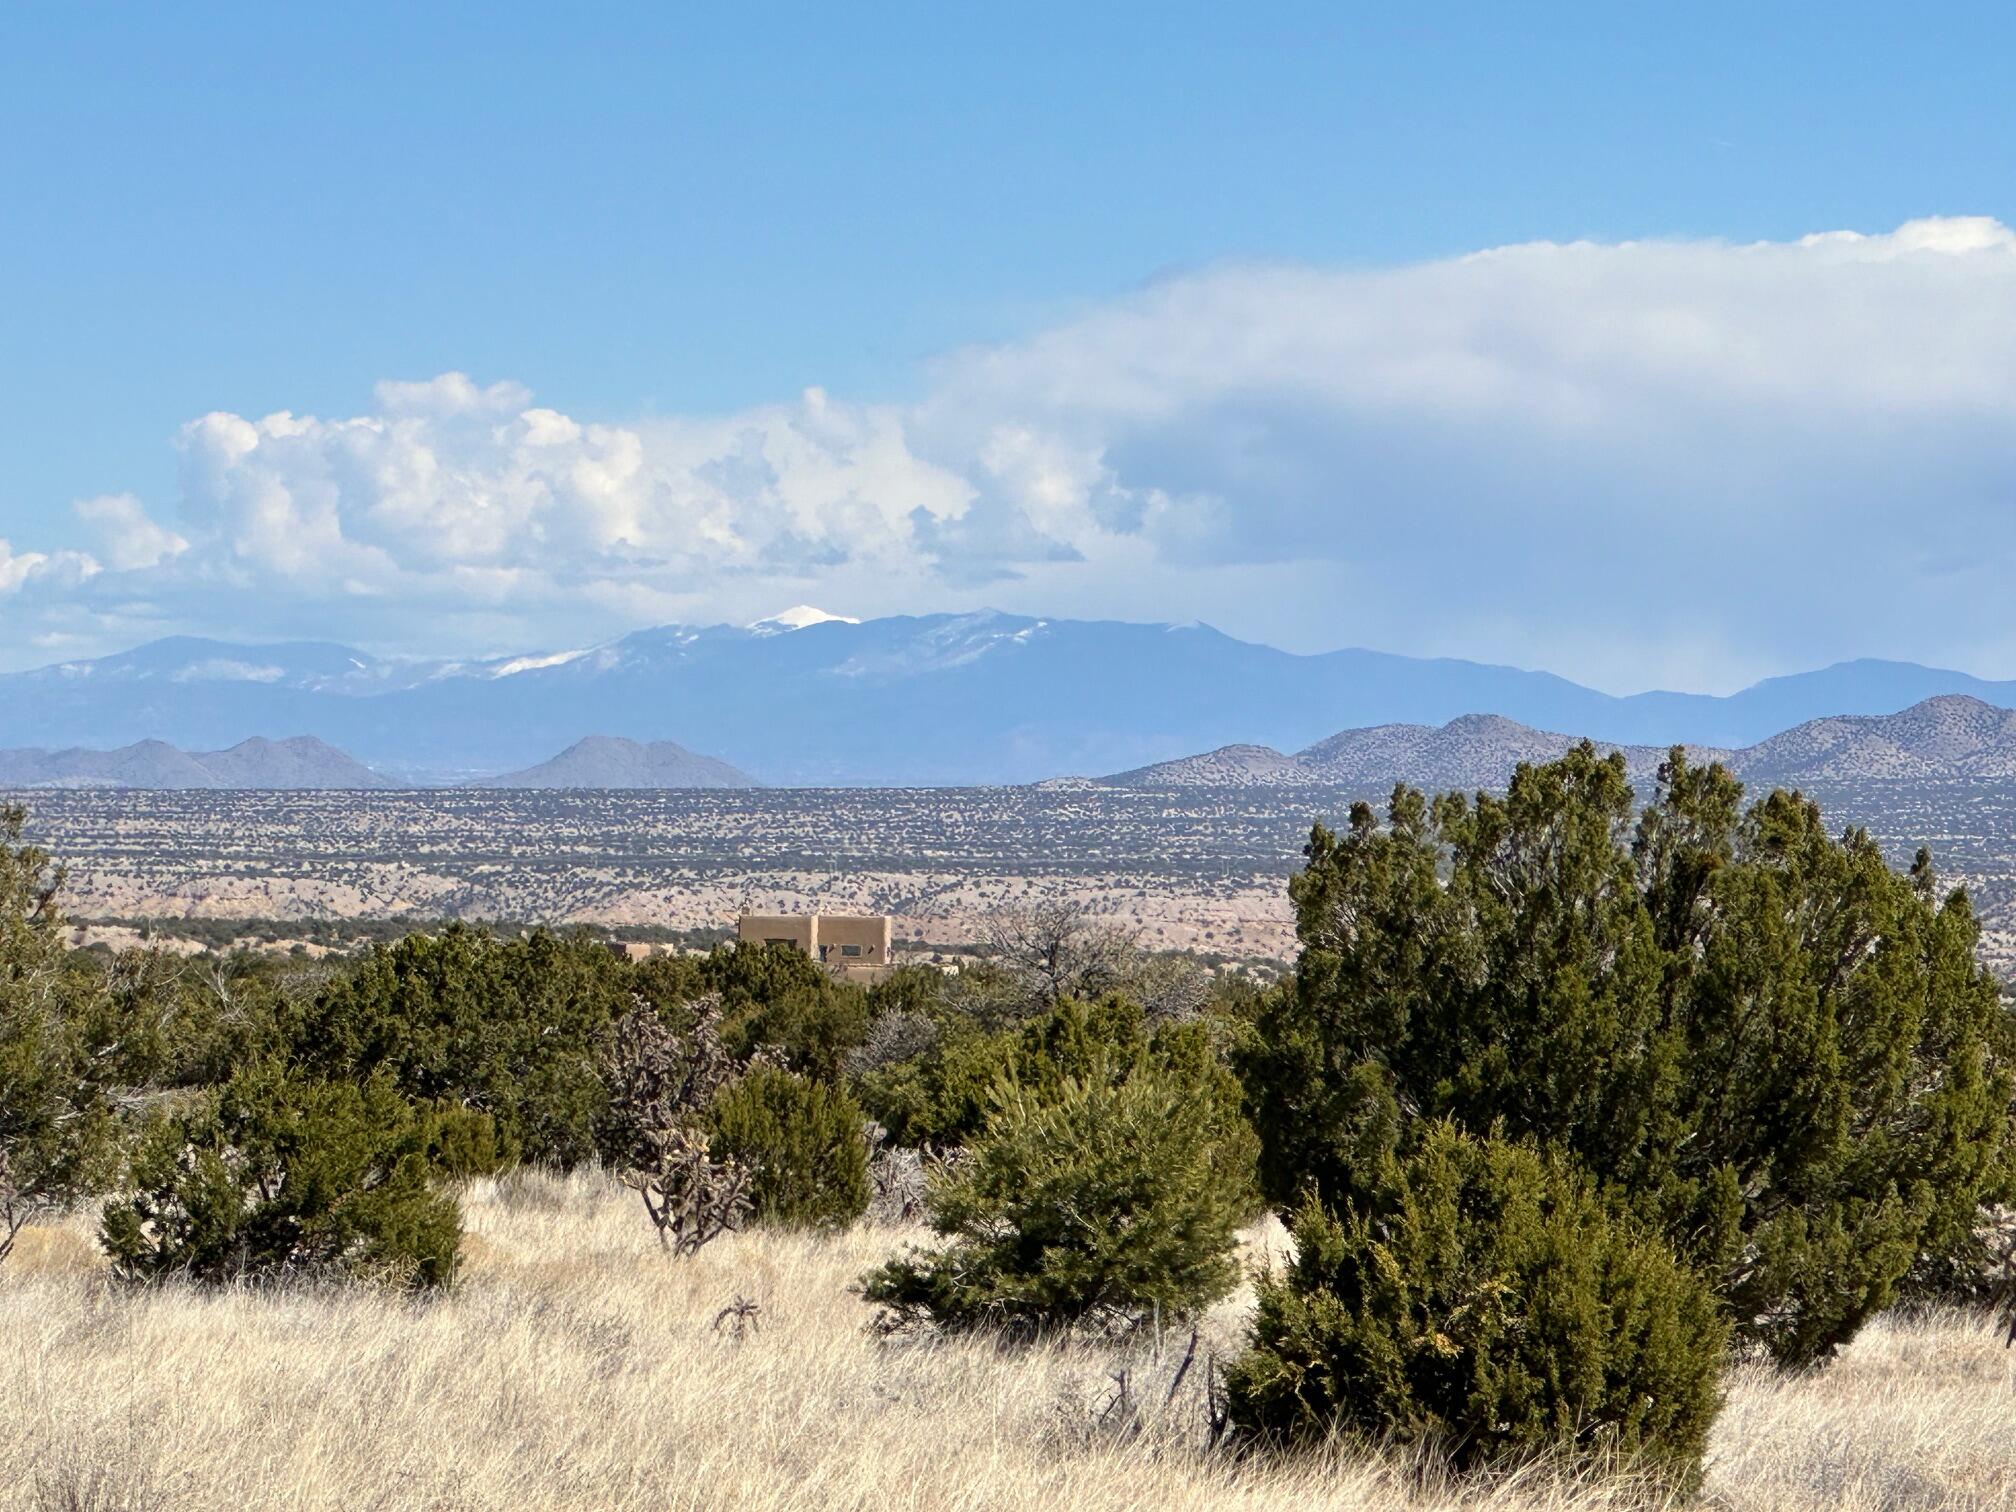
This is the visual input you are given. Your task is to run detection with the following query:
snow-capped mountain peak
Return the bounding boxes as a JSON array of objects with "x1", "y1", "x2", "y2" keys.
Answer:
[{"x1": 748, "y1": 605, "x2": 860, "y2": 633}]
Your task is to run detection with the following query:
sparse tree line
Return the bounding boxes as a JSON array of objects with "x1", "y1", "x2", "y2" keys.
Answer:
[{"x1": 3, "y1": 744, "x2": 2014, "y2": 1495}]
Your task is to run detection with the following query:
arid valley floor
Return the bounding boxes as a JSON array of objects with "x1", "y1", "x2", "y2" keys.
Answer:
[
  {"x1": 14, "y1": 779, "x2": 2016, "y2": 972},
  {"x1": 11, "y1": 786, "x2": 1320, "y2": 960}
]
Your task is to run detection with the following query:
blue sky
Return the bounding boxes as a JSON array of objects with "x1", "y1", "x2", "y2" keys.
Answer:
[{"x1": 7, "y1": 4, "x2": 2016, "y2": 689}]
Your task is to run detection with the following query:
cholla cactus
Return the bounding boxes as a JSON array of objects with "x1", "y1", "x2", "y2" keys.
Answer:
[
  {"x1": 600, "y1": 994, "x2": 756, "y2": 1256},
  {"x1": 624, "y1": 1125, "x2": 753, "y2": 1257}
]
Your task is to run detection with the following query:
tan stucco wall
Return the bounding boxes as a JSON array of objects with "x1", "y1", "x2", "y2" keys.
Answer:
[
  {"x1": 812, "y1": 914, "x2": 892, "y2": 964},
  {"x1": 736, "y1": 913, "x2": 891, "y2": 966},
  {"x1": 737, "y1": 915, "x2": 817, "y2": 952}
]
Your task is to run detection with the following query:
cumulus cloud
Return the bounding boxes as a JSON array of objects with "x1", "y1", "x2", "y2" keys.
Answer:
[
  {"x1": 163, "y1": 374, "x2": 973, "y2": 608},
  {"x1": 73, "y1": 493, "x2": 188, "y2": 571},
  {"x1": 0, "y1": 538, "x2": 97, "y2": 595},
  {"x1": 14, "y1": 215, "x2": 2016, "y2": 688}
]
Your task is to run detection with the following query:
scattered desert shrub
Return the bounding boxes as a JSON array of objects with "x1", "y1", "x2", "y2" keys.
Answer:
[
  {"x1": 1225, "y1": 1125, "x2": 1726, "y2": 1491},
  {"x1": 1241, "y1": 746, "x2": 2016, "y2": 1367},
  {"x1": 864, "y1": 961, "x2": 954, "y2": 1022},
  {"x1": 856, "y1": 995, "x2": 1261, "y2": 1194},
  {"x1": 11, "y1": 1169, "x2": 2016, "y2": 1510},
  {"x1": 1007, "y1": 996, "x2": 1262, "y2": 1218},
  {"x1": 100, "y1": 1061, "x2": 460, "y2": 1289},
  {"x1": 845, "y1": 1005, "x2": 940, "y2": 1076},
  {"x1": 711, "y1": 1065, "x2": 870, "y2": 1229},
  {"x1": 973, "y1": 901, "x2": 1214, "y2": 1025},
  {"x1": 861, "y1": 1053, "x2": 1248, "y2": 1335},
  {"x1": 415, "y1": 1100, "x2": 508, "y2": 1180}
]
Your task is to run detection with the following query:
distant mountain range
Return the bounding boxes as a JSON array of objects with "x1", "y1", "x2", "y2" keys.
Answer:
[
  {"x1": 0, "y1": 734, "x2": 759, "y2": 792},
  {"x1": 1103, "y1": 695, "x2": 2016, "y2": 794},
  {"x1": 8, "y1": 696, "x2": 2016, "y2": 796},
  {"x1": 471, "y1": 737, "x2": 757, "y2": 790},
  {"x1": 13, "y1": 610, "x2": 2016, "y2": 784},
  {"x1": 0, "y1": 736, "x2": 393, "y2": 790}
]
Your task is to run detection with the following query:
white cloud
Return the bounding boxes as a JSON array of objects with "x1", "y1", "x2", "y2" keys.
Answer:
[
  {"x1": 73, "y1": 493, "x2": 188, "y2": 571},
  {"x1": 16, "y1": 215, "x2": 2016, "y2": 689},
  {"x1": 0, "y1": 538, "x2": 97, "y2": 595},
  {"x1": 165, "y1": 376, "x2": 973, "y2": 601}
]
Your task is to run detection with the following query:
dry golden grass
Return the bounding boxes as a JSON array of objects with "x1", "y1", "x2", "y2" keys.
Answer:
[{"x1": 4, "y1": 1170, "x2": 2012, "y2": 1511}]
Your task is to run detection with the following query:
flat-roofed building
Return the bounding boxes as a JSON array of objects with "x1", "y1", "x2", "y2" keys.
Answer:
[{"x1": 737, "y1": 912, "x2": 893, "y2": 982}]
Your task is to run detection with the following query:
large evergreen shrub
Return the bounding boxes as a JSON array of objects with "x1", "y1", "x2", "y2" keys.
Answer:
[
  {"x1": 295, "y1": 925, "x2": 630, "y2": 1167},
  {"x1": 101, "y1": 1062, "x2": 460, "y2": 1289},
  {"x1": 1239, "y1": 746, "x2": 2016, "y2": 1367},
  {"x1": 0, "y1": 805, "x2": 117, "y2": 1263},
  {"x1": 711, "y1": 1065, "x2": 870, "y2": 1228},
  {"x1": 851, "y1": 1012, "x2": 1015, "y2": 1148},
  {"x1": 1225, "y1": 1125, "x2": 1724, "y2": 1490},
  {"x1": 693, "y1": 941, "x2": 873, "y2": 1082},
  {"x1": 855, "y1": 993, "x2": 1258, "y2": 1190},
  {"x1": 860, "y1": 1053, "x2": 1249, "y2": 1335}
]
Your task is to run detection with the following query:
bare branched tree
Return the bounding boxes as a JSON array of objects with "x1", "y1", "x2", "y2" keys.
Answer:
[
  {"x1": 981, "y1": 901, "x2": 1136, "y2": 1016},
  {"x1": 1123, "y1": 950, "x2": 1213, "y2": 1025},
  {"x1": 977, "y1": 900, "x2": 1210, "y2": 1023}
]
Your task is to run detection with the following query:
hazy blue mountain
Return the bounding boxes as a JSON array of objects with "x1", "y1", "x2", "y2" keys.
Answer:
[
  {"x1": 1108, "y1": 695, "x2": 2016, "y2": 795},
  {"x1": 1110, "y1": 717, "x2": 1715, "y2": 791},
  {"x1": 0, "y1": 735, "x2": 393, "y2": 789},
  {"x1": 3, "y1": 612, "x2": 2014, "y2": 785},
  {"x1": 470, "y1": 736, "x2": 758, "y2": 789}
]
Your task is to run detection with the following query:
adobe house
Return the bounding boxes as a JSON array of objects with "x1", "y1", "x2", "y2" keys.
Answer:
[{"x1": 737, "y1": 912, "x2": 893, "y2": 982}]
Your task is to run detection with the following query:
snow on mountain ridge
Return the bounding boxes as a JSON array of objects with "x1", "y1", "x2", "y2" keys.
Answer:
[
  {"x1": 486, "y1": 649, "x2": 591, "y2": 678},
  {"x1": 749, "y1": 605, "x2": 860, "y2": 632}
]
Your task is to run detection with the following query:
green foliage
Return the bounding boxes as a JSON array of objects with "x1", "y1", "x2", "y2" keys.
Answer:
[
  {"x1": 88, "y1": 949, "x2": 314, "y2": 1095},
  {"x1": 700, "y1": 941, "x2": 872, "y2": 1082},
  {"x1": 865, "y1": 961, "x2": 954, "y2": 1020},
  {"x1": 295, "y1": 925, "x2": 632, "y2": 1167},
  {"x1": 0, "y1": 805, "x2": 118, "y2": 1259},
  {"x1": 855, "y1": 993, "x2": 1261, "y2": 1204},
  {"x1": 860, "y1": 1053, "x2": 1249, "y2": 1335},
  {"x1": 1006, "y1": 996, "x2": 1262, "y2": 1218},
  {"x1": 1240, "y1": 745, "x2": 2016, "y2": 1367},
  {"x1": 710, "y1": 1066, "x2": 870, "y2": 1228},
  {"x1": 415, "y1": 1101, "x2": 508, "y2": 1180},
  {"x1": 101, "y1": 1062, "x2": 460, "y2": 1289},
  {"x1": 851, "y1": 1011, "x2": 1015, "y2": 1148},
  {"x1": 1225, "y1": 1126, "x2": 1725, "y2": 1489}
]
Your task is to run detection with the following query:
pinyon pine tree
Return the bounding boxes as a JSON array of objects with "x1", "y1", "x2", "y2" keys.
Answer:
[
  {"x1": 102, "y1": 1061, "x2": 460, "y2": 1289},
  {"x1": 862, "y1": 1052, "x2": 1250, "y2": 1335}
]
